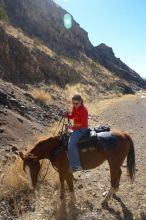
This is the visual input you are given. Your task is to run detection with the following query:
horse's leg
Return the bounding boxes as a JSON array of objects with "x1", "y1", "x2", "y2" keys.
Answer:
[
  {"x1": 65, "y1": 172, "x2": 74, "y2": 193},
  {"x1": 59, "y1": 173, "x2": 65, "y2": 199},
  {"x1": 103, "y1": 167, "x2": 122, "y2": 204},
  {"x1": 114, "y1": 168, "x2": 122, "y2": 190}
]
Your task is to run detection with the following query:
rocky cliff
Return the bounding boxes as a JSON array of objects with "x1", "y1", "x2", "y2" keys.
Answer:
[
  {"x1": 2, "y1": 0, "x2": 92, "y2": 57},
  {"x1": 0, "y1": 22, "x2": 82, "y2": 87},
  {"x1": 0, "y1": 0, "x2": 146, "y2": 93},
  {"x1": 91, "y1": 43, "x2": 145, "y2": 88}
]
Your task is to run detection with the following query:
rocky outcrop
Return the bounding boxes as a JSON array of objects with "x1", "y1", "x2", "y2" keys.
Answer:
[
  {"x1": 0, "y1": 23, "x2": 82, "y2": 87},
  {"x1": 0, "y1": 0, "x2": 146, "y2": 91},
  {"x1": 2, "y1": 0, "x2": 92, "y2": 57},
  {"x1": 0, "y1": 24, "x2": 43, "y2": 84},
  {"x1": 91, "y1": 43, "x2": 145, "y2": 88}
]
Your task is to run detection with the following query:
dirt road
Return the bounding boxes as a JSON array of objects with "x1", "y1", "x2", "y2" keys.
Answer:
[{"x1": 1, "y1": 95, "x2": 146, "y2": 220}]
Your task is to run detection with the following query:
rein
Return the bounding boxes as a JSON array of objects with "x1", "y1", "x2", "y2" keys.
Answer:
[
  {"x1": 53, "y1": 116, "x2": 71, "y2": 137},
  {"x1": 39, "y1": 159, "x2": 51, "y2": 182},
  {"x1": 38, "y1": 155, "x2": 60, "y2": 182},
  {"x1": 39, "y1": 116, "x2": 68, "y2": 180},
  {"x1": 53, "y1": 116, "x2": 65, "y2": 136}
]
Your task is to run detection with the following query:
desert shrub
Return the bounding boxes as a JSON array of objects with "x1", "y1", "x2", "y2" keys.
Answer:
[{"x1": 31, "y1": 88, "x2": 52, "y2": 106}]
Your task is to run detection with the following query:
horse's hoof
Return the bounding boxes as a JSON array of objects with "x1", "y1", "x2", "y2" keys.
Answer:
[{"x1": 101, "y1": 200, "x2": 108, "y2": 208}]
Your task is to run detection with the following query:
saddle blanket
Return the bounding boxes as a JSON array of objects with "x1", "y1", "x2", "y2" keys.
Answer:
[{"x1": 78, "y1": 127, "x2": 117, "y2": 151}]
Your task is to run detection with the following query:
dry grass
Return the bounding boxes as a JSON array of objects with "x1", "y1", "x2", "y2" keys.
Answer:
[
  {"x1": 0, "y1": 120, "x2": 61, "y2": 195},
  {"x1": 0, "y1": 158, "x2": 30, "y2": 218},
  {"x1": 0, "y1": 122, "x2": 60, "y2": 218},
  {"x1": 0, "y1": 158, "x2": 26, "y2": 197},
  {"x1": 64, "y1": 83, "x2": 92, "y2": 102},
  {"x1": 88, "y1": 94, "x2": 136, "y2": 116},
  {"x1": 0, "y1": 93, "x2": 138, "y2": 219},
  {"x1": 0, "y1": 21, "x2": 55, "y2": 58},
  {"x1": 31, "y1": 88, "x2": 52, "y2": 105},
  {"x1": 45, "y1": 83, "x2": 92, "y2": 105},
  {"x1": 0, "y1": 158, "x2": 56, "y2": 218}
]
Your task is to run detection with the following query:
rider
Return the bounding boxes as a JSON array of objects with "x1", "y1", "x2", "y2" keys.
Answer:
[{"x1": 64, "y1": 94, "x2": 88, "y2": 173}]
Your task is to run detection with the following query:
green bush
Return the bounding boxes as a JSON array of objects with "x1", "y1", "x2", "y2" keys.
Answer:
[{"x1": 0, "y1": 6, "x2": 9, "y2": 22}]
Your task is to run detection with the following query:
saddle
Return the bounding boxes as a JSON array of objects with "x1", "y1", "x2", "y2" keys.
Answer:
[
  {"x1": 77, "y1": 125, "x2": 117, "y2": 151},
  {"x1": 48, "y1": 125, "x2": 117, "y2": 161}
]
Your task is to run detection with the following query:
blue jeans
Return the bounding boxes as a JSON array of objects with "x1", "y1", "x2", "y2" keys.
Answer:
[{"x1": 68, "y1": 128, "x2": 88, "y2": 168}]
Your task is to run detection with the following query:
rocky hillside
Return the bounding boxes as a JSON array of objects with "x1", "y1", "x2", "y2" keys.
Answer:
[
  {"x1": 0, "y1": 21, "x2": 139, "y2": 97},
  {"x1": 0, "y1": 22, "x2": 82, "y2": 87},
  {"x1": 91, "y1": 43, "x2": 145, "y2": 88},
  {"x1": 1, "y1": 1, "x2": 146, "y2": 219},
  {"x1": 1, "y1": 0, "x2": 92, "y2": 57},
  {"x1": 0, "y1": 0, "x2": 145, "y2": 93}
]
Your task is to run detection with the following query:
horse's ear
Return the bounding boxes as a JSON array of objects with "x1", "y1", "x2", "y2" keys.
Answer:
[
  {"x1": 19, "y1": 152, "x2": 25, "y2": 160},
  {"x1": 28, "y1": 153, "x2": 39, "y2": 161},
  {"x1": 32, "y1": 155, "x2": 39, "y2": 161}
]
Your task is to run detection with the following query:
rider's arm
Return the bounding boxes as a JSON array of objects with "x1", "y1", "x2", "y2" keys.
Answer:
[
  {"x1": 71, "y1": 123, "x2": 82, "y2": 130},
  {"x1": 80, "y1": 108, "x2": 88, "y2": 128}
]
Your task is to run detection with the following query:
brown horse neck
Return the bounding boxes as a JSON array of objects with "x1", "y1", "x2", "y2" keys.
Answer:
[{"x1": 30, "y1": 137, "x2": 61, "y2": 160}]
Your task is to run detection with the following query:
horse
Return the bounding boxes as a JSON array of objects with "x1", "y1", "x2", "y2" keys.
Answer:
[{"x1": 19, "y1": 129, "x2": 135, "y2": 205}]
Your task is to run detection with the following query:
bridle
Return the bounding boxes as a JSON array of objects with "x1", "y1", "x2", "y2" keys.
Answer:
[{"x1": 38, "y1": 116, "x2": 70, "y2": 182}]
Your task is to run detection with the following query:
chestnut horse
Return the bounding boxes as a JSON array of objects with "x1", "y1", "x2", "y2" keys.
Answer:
[{"x1": 19, "y1": 129, "x2": 135, "y2": 204}]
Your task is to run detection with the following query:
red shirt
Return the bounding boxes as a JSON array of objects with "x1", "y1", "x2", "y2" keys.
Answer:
[{"x1": 65, "y1": 104, "x2": 88, "y2": 131}]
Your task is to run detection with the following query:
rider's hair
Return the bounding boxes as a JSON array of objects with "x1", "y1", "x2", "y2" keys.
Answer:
[{"x1": 72, "y1": 94, "x2": 83, "y2": 104}]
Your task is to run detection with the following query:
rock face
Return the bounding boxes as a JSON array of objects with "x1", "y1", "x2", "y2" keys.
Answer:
[
  {"x1": 2, "y1": 0, "x2": 92, "y2": 57},
  {"x1": 0, "y1": 0, "x2": 146, "y2": 92},
  {"x1": 0, "y1": 23, "x2": 81, "y2": 87},
  {"x1": 0, "y1": 24, "x2": 43, "y2": 84},
  {"x1": 91, "y1": 43, "x2": 145, "y2": 88}
]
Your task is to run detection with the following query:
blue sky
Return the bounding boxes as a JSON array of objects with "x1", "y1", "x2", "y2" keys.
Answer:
[{"x1": 54, "y1": 0, "x2": 146, "y2": 78}]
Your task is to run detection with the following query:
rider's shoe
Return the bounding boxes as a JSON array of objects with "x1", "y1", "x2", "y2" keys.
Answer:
[{"x1": 69, "y1": 166, "x2": 83, "y2": 173}]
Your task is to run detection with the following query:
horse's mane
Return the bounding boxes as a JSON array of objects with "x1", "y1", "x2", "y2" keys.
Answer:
[{"x1": 30, "y1": 135, "x2": 61, "y2": 153}]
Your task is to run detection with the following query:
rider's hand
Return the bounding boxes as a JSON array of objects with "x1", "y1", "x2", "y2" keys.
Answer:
[
  {"x1": 65, "y1": 124, "x2": 72, "y2": 130},
  {"x1": 64, "y1": 111, "x2": 69, "y2": 117}
]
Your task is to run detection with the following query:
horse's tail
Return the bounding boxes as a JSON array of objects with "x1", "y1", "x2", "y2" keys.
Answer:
[{"x1": 126, "y1": 134, "x2": 136, "y2": 183}]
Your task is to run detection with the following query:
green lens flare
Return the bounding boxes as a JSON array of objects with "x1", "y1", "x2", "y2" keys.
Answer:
[{"x1": 64, "y1": 13, "x2": 72, "y2": 29}]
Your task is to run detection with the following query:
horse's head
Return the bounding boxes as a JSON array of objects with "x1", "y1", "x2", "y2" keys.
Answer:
[
  {"x1": 19, "y1": 136, "x2": 64, "y2": 189},
  {"x1": 19, "y1": 152, "x2": 41, "y2": 190}
]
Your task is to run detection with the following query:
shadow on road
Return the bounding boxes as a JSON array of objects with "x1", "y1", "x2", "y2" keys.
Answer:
[
  {"x1": 102, "y1": 194, "x2": 134, "y2": 220},
  {"x1": 138, "y1": 211, "x2": 146, "y2": 220}
]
